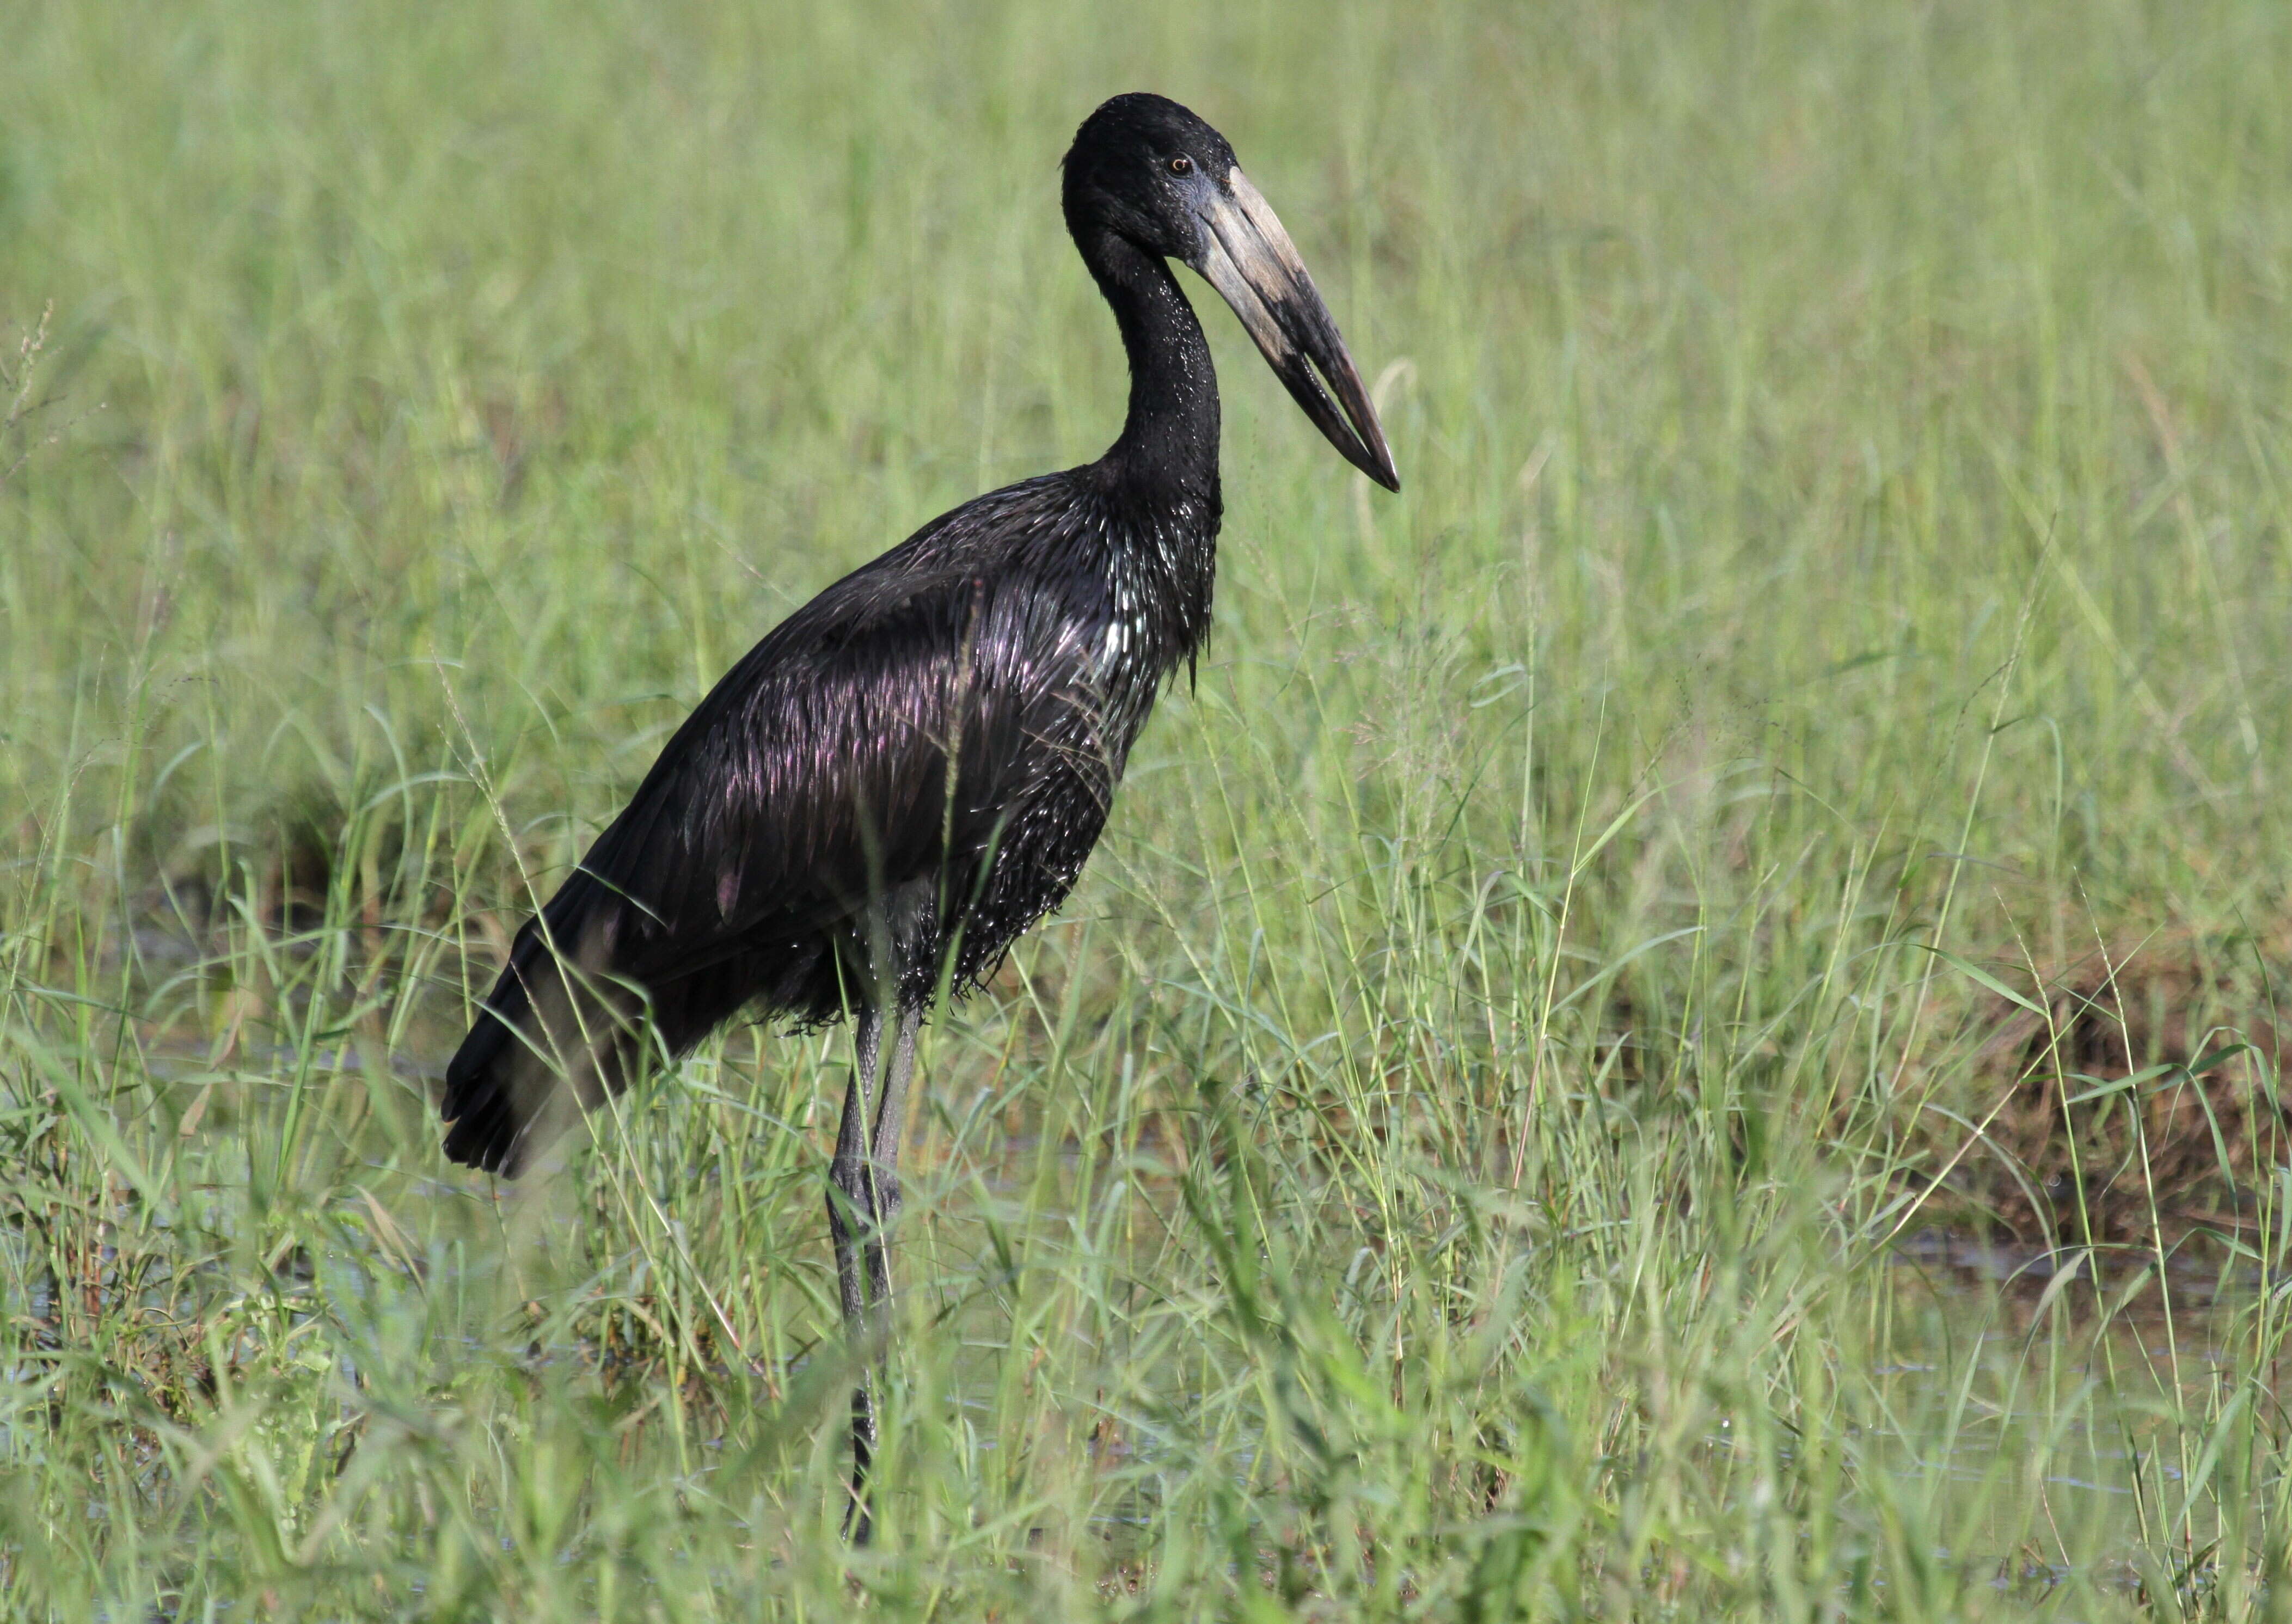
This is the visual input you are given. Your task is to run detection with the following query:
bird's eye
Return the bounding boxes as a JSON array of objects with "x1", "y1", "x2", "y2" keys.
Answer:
[{"x1": 1167, "y1": 155, "x2": 1194, "y2": 176}]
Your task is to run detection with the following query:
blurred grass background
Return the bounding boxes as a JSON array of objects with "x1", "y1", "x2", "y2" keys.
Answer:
[{"x1": 7, "y1": 0, "x2": 2292, "y2": 1616}]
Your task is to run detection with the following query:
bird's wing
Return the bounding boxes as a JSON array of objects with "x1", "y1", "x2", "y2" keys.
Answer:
[
  {"x1": 578, "y1": 557, "x2": 1069, "y2": 984},
  {"x1": 442, "y1": 535, "x2": 1102, "y2": 1173}
]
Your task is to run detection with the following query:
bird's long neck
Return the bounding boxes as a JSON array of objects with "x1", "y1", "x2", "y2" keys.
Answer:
[{"x1": 1079, "y1": 229, "x2": 1221, "y2": 500}]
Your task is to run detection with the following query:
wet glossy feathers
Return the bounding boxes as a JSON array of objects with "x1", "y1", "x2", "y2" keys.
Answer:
[{"x1": 441, "y1": 465, "x2": 1218, "y2": 1172}]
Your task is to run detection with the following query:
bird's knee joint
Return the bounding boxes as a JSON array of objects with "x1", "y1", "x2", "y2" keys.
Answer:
[
  {"x1": 826, "y1": 1159, "x2": 871, "y2": 1223},
  {"x1": 828, "y1": 1155, "x2": 899, "y2": 1225}
]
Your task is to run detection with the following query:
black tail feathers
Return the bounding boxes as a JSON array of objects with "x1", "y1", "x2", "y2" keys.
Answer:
[
  {"x1": 438, "y1": 897, "x2": 777, "y2": 1176},
  {"x1": 439, "y1": 1004, "x2": 528, "y2": 1173},
  {"x1": 438, "y1": 903, "x2": 642, "y2": 1178}
]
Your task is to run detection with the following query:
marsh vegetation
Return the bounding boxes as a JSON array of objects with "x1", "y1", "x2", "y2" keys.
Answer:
[{"x1": 5, "y1": 1, "x2": 2292, "y2": 1616}]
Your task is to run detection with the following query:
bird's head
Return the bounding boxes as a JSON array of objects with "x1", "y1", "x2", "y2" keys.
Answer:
[{"x1": 1063, "y1": 93, "x2": 1400, "y2": 492}]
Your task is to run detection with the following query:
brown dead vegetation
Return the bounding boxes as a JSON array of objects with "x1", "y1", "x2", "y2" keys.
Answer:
[{"x1": 1957, "y1": 935, "x2": 2288, "y2": 1245}]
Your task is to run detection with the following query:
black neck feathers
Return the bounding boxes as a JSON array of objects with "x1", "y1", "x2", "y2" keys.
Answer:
[{"x1": 1076, "y1": 228, "x2": 1221, "y2": 501}]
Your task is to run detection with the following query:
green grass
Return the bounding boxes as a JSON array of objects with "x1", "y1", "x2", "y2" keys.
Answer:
[{"x1": 7, "y1": 0, "x2": 2292, "y2": 1615}]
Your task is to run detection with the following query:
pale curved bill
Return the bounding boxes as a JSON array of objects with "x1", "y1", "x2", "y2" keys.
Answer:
[{"x1": 1194, "y1": 167, "x2": 1400, "y2": 491}]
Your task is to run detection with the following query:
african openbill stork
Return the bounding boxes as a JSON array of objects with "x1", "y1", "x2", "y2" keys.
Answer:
[{"x1": 439, "y1": 91, "x2": 1399, "y2": 1536}]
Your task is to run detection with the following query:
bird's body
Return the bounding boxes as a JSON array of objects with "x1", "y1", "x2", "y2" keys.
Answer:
[
  {"x1": 441, "y1": 462, "x2": 1218, "y2": 1170},
  {"x1": 439, "y1": 91, "x2": 1396, "y2": 1538}
]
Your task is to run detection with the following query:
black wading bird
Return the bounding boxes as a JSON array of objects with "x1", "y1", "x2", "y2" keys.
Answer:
[{"x1": 439, "y1": 93, "x2": 1398, "y2": 1537}]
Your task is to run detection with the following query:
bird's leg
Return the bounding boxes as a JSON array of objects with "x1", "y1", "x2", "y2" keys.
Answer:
[
  {"x1": 860, "y1": 1006, "x2": 920, "y2": 1319},
  {"x1": 825, "y1": 1002, "x2": 921, "y2": 1542},
  {"x1": 826, "y1": 1001, "x2": 886, "y2": 1540}
]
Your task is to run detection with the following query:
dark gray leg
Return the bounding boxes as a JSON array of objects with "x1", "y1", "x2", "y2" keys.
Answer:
[
  {"x1": 825, "y1": 1002, "x2": 920, "y2": 1542},
  {"x1": 861, "y1": 1007, "x2": 920, "y2": 1317},
  {"x1": 826, "y1": 1002, "x2": 884, "y2": 1539}
]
